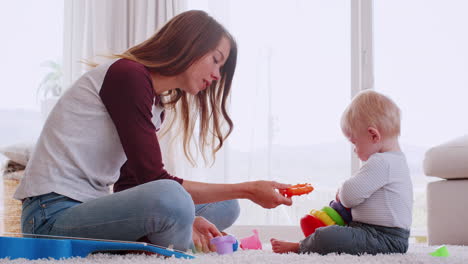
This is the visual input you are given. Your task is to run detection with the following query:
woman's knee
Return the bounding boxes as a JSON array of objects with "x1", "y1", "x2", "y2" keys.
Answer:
[
  {"x1": 139, "y1": 180, "x2": 195, "y2": 225},
  {"x1": 222, "y1": 199, "x2": 240, "y2": 224},
  {"x1": 196, "y1": 199, "x2": 240, "y2": 231}
]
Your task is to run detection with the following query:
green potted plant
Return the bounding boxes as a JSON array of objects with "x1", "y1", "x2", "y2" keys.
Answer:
[{"x1": 37, "y1": 60, "x2": 63, "y2": 121}]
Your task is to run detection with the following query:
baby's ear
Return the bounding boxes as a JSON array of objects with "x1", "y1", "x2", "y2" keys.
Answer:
[{"x1": 368, "y1": 127, "x2": 381, "y2": 143}]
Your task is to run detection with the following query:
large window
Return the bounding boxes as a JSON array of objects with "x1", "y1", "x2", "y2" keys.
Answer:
[
  {"x1": 374, "y1": 0, "x2": 468, "y2": 235},
  {"x1": 2, "y1": 1, "x2": 452, "y2": 236},
  {"x1": 0, "y1": 1, "x2": 64, "y2": 151},
  {"x1": 188, "y1": 0, "x2": 351, "y2": 225}
]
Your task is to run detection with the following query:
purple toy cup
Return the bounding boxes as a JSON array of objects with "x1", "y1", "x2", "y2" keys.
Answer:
[{"x1": 210, "y1": 235, "x2": 237, "y2": 255}]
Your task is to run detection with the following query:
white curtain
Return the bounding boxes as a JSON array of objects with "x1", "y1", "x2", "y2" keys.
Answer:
[{"x1": 62, "y1": 0, "x2": 187, "y2": 87}]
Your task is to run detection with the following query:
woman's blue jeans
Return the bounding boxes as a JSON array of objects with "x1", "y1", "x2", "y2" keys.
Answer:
[{"x1": 20, "y1": 180, "x2": 240, "y2": 251}]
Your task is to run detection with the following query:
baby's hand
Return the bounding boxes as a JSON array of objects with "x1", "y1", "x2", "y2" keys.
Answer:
[{"x1": 335, "y1": 188, "x2": 341, "y2": 202}]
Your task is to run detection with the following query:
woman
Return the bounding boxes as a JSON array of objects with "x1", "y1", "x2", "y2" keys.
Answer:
[{"x1": 14, "y1": 10, "x2": 292, "y2": 253}]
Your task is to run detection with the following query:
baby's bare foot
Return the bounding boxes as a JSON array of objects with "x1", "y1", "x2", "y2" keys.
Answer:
[{"x1": 270, "y1": 238, "x2": 300, "y2": 254}]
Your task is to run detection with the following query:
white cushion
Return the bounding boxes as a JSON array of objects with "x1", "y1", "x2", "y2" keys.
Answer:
[
  {"x1": 427, "y1": 179, "x2": 468, "y2": 245},
  {"x1": 0, "y1": 142, "x2": 35, "y2": 166},
  {"x1": 423, "y1": 135, "x2": 468, "y2": 179}
]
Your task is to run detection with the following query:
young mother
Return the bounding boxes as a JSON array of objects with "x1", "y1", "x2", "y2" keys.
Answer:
[{"x1": 14, "y1": 10, "x2": 292, "y2": 253}]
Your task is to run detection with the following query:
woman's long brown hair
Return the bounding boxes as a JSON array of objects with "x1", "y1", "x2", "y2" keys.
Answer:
[{"x1": 117, "y1": 10, "x2": 237, "y2": 166}]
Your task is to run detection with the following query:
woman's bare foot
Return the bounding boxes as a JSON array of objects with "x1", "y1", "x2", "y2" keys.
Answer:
[{"x1": 270, "y1": 238, "x2": 300, "y2": 254}]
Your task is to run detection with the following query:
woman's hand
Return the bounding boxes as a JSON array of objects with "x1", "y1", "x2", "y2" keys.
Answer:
[
  {"x1": 246, "y1": 181, "x2": 293, "y2": 209},
  {"x1": 192, "y1": 216, "x2": 222, "y2": 253}
]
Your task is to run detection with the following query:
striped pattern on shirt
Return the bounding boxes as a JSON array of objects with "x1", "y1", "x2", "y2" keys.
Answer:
[{"x1": 338, "y1": 152, "x2": 413, "y2": 230}]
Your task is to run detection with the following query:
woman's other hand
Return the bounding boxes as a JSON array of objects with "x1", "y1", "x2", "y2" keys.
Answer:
[
  {"x1": 192, "y1": 216, "x2": 222, "y2": 253},
  {"x1": 246, "y1": 181, "x2": 293, "y2": 209}
]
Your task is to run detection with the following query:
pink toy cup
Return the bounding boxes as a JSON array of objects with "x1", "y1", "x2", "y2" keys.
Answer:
[{"x1": 239, "y1": 229, "x2": 262, "y2": 250}]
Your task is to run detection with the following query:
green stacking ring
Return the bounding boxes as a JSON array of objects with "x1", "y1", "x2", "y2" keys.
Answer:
[{"x1": 322, "y1": 206, "x2": 345, "y2": 226}]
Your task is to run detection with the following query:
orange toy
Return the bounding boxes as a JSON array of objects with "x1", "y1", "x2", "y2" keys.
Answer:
[{"x1": 279, "y1": 183, "x2": 314, "y2": 197}]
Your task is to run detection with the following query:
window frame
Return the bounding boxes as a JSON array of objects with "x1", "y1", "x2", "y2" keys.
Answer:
[{"x1": 350, "y1": 0, "x2": 373, "y2": 174}]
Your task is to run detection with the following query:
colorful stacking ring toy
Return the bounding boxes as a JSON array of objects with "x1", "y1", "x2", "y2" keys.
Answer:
[
  {"x1": 321, "y1": 206, "x2": 345, "y2": 226},
  {"x1": 329, "y1": 200, "x2": 352, "y2": 224},
  {"x1": 279, "y1": 183, "x2": 314, "y2": 197},
  {"x1": 300, "y1": 214, "x2": 326, "y2": 237},
  {"x1": 309, "y1": 209, "x2": 335, "y2": 226}
]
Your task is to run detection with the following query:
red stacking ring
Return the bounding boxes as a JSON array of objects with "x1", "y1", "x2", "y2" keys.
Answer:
[{"x1": 300, "y1": 214, "x2": 326, "y2": 237}]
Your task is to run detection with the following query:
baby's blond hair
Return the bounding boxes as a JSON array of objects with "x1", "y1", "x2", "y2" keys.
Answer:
[{"x1": 341, "y1": 90, "x2": 401, "y2": 138}]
